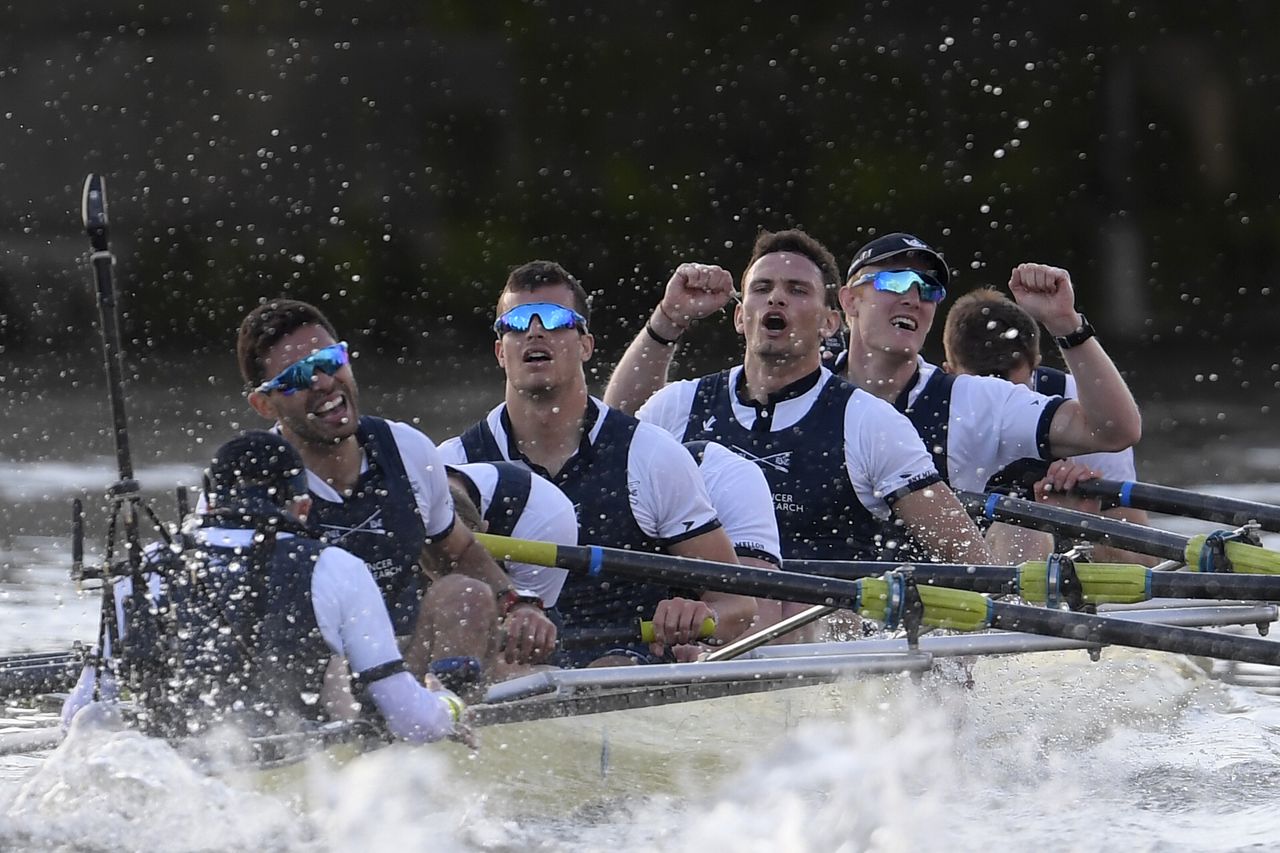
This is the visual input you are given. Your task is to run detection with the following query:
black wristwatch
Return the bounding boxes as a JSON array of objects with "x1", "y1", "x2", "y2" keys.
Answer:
[{"x1": 1054, "y1": 314, "x2": 1096, "y2": 350}]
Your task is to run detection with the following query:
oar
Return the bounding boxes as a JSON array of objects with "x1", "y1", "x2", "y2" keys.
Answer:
[
  {"x1": 786, "y1": 557, "x2": 1280, "y2": 607},
  {"x1": 0, "y1": 650, "x2": 85, "y2": 698},
  {"x1": 957, "y1": 490, "x2": 1280, "y2": 575},
  {"x1": 557, "y1": 617, "x2": 717, "y2": 651},
  {"x1": 1075, "y1": 478, "x2": 1280, "y2": 533},
  {"x1": 474, "y1": 534, "x2": 1280, "y2": 667}
]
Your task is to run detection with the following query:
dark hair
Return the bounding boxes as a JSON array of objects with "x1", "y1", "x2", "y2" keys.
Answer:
[
  {"x1": 499, "y1": 260, "x2": 591, "y2": 325},
  {"x1": 207, "y1": 430, "x2": 308, "y2": 507},
  {"x1": 237, "y1": 299, "x2": 339, "y2": 387},
  {"x1": 745, "y1": 229, "x2": 841, "y2": 307},
  {"x1": 942, "y1": 288, "x2": 1042, "y2": 378}
]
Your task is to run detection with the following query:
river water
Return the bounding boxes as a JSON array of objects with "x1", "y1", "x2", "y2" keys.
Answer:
[{"x1": 1, "y1": 349, "x2": 1279, "y2": 851}]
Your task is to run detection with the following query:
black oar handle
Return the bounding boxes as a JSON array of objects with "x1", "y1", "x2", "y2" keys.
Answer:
[
  {"x1": 1076, "y1": 479, "x2": 1280, "y2": 534},
  {"x1": 991, "y1": 601, "x2": 1280, "y2": 667},
  {"x1": 957, "y1": 490, "x2": 1188, "y2": 561}
]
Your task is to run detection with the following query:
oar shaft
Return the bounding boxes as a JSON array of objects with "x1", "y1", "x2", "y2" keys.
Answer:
[
  {"x1": 0, "y1": 659, "x2": 82, "y2": 698},
  {"x1": 787, "y1": 559, "x2": 1018, "y2": 595},
  {"x1": 476, "y1": 534, "x2": 865, "y2": 609},
  {"x1": 1149, "y1": 572, "x2": 1280, "y2": 601},
  {"x1": 1077, "y1": 479, "x2": 1280, "y2": 533},
  {"x1": 990, "y1": 601, "x2": 1280, "y2": 666},
  {"x1": 958, "y1": 490, "x2": 1188, "y2": 561}
]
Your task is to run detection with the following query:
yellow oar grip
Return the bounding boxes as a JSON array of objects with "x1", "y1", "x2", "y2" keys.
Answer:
[
  {"x1": 475, "y1": 532, "x2": 558, "y2": 568},
  {"x1": 1184, "y1": 535, "x2": 1280, "y2": 575},
  {"x1": 857, "y1": 577, "x2": 992, "y2": 633},
  {"x1": 639, "y1": 617, "x2": 718, "y2": 644},
  {"x1": 1018, "y1": 562, "x2": 1151, "y2": 605}
]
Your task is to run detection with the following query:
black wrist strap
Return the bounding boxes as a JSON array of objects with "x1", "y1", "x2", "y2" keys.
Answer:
[
  {"x1": 645, "y1": 322, "x2": 679, "y2": 347},
  {"x1": 1054, "y1": 314, "x2": 1096, "y2": 350}
]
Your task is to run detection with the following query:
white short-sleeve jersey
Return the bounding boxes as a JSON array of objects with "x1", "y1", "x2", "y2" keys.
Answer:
[
  {"x1": 439, "y1": 398, "x2": 721, "y2": 544},
  {"x1": 446, "y1": 461, "x2": 576, "y2": 606},
  {"x1": 692, "y1": 440, "x2": 783, "y2": 567},
  {"x1": 637, "y1": 366, "x2": 939, "y2": 520},
  {"x1": 903, "y1": 359, "x2": 1064, "y2": 492}
]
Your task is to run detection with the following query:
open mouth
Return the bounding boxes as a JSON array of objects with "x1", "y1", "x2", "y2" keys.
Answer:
[
  {"x1": 889, "y1": 315, "x2": 918, "y2": 331},
  {"x1": 522, "y1": 349, "x2": 552, "y2": 363},
  {"x1": 309, "y1": 394, "x2": 348, "y2": 421},
  {"x1": 762, "y1": 312, "x2": 788, "y2": 332}
]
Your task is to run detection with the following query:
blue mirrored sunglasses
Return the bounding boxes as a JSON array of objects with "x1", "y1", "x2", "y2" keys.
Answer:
[
  {"x1": 853, "y1": 270, "x2": 947, "y2": 303},
  {"x1": 493, "y1": 302, "x2": 587, "y2": 335},
  {"x1": 255, "y1": 342, "x2": 350, "y2": 395}
]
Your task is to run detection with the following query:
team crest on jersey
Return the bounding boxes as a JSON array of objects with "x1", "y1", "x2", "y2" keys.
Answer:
[
  {"x1": 317, "y1": 510, "x2": 387, "y2": 541},
  {"x1": 731, "y1": 445, "x2": 792, "y2": 474}
]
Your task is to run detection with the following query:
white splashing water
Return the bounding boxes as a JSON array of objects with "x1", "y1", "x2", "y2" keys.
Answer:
[{"x1": 7, "y1": 650, "x2": 1280, "y2": 852}]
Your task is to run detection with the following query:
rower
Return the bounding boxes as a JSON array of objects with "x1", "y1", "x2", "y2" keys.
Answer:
[
  {"x1": 433, "y1": 461, "x2": 577, "y2": 678},
  {"x1": 237, "y1": 299, "x2": 554, "y2": 678},
  {"x1": 941, "y1": 288, "x2": 1158, "y2": 565},
  {"x1": 602, "y1": 229, "x2": 994, "y2": 582},
  {"x1": 831, "y1": 236, "x2": 1141, "y2": 514},
  {"x1": 683, "y1": 440, "x2": 799, "y2": 641},
  {"x1": 63, "y1": 431, "x2": 469, "y2": 745},
  {"x1": 439, "y1": 260, "x2": 757, "y2": 666}
]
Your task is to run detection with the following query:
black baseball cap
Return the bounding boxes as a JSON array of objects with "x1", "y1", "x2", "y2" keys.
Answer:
[
  {"x1": 207, "y1": 431, "x2": 308, "y2": 506},
  {"x1": 846, "y1": 233, "x2": 950, "y2": 287}
]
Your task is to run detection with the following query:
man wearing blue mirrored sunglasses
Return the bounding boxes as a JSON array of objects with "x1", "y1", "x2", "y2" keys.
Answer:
[
  {"x1": 834, "y1": 233, "x2": 1142, "y2": 521},
  {"x1": 440, "y1": 260, "x2": 758, "y2": 666},
  {"x1": 238, "y1": 298, "x2": 555, "y2": 688}
]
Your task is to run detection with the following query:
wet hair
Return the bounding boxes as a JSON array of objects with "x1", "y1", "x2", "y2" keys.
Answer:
[
  {"x1": 499, "y1": 260, "x2": 591, "y2": 325},
  {"x1": 942, "y1": 288, "x2": 1042, "y2": 378},
  {"x1": 237, "y1": 298, "x2": 339, "y2": 388},
  {"x1": 207, "y1": 430, "x2": 308, "y2": 507},
  {"x1": 745, "y1": 229, "x2": 842, "y2": 308}
]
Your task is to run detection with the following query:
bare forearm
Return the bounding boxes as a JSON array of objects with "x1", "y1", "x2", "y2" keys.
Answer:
[
  {"x1": 428, "y1": 529, "x2": 508, "y2": 593},
  {"x1": 985, "y1": 521, "x2": 1054, "y2": 565},
  {"x1": 602, "y1": 308, "x2": 683, "y2": 413},
  {"x1": 896, "y1": 488, "x2": 994, "y2": 565},
  {"x1": 702, "y1": 591, "x2": 757, "y2": 642},
  {"x1": 1090, "y1": 507, "x2": 1161, "y2": 566},
  {"x1": 1058, "y1": 336, "x2": 1142, "y2": 453}
]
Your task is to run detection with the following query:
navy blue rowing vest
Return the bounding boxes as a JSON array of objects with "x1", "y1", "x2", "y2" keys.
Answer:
[
  {"x1": 894, "y1": 367, "x2": 957, "y2": 486},
  {"x1": 482, "y1": 461, "x2": 533, "y2": 537},
  {"x1": 159, "y1": 522, "x2": 330, "y2": 734},
  {"x1": 305, "y1": 417, "x2": 427, "y2": 634},
  {"x1": 459, "y1": 408, "x2": 680, "y2": 632},
  {"x1": 1032, "y1": 366, "x2": 1069, "y2": 398},
  {"x1": 682, "y1": 370, "x2": 885, "y2": 560}
]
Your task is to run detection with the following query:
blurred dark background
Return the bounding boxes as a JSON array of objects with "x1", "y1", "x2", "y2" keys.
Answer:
[{"x1": 1, "y1": 1, "x2": 1277, "y2": 404}]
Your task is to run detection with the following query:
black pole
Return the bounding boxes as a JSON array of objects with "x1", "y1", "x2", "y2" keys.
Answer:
[
  {"x1": 787, "y1": 559, "x2": 1019, "y2": 596},
  {"x1": 549, "y1": 543, "x2": 864, "y2": 609},
  {"x1": 82, "y1": 175, "x2": 135, "y2": 486},
  {"x1": 957, "y1": 490, "x2": 1188, "y2": 561},
  {"x1": 80, "y1": 174, "x2": 158, "y2": 698},
  {"x1": 1076, "y1": 479, "x2": 1280, "y2": 534},
  {"x1": 990, "y1": 601, "x2": 1280, "y2": 666}
]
